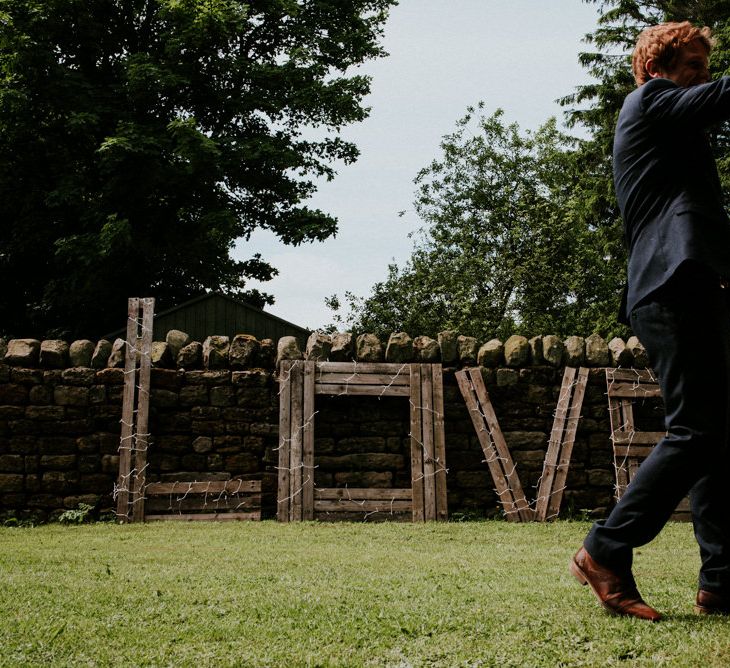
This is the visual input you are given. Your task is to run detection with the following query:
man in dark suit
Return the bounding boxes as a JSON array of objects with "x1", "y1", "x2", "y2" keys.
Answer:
[{"x1": 570, "y1": 21, "x2": 730, "y2": 621}]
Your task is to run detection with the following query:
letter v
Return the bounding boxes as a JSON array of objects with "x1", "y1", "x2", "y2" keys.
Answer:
[{"x1": 456, "y1": 366, "x2": 589, "y2": 521}]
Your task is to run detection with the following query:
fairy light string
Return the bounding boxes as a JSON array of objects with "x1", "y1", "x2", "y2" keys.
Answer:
[{"x1": 113, "y1": 319, "x2": 646, "y2": 523}]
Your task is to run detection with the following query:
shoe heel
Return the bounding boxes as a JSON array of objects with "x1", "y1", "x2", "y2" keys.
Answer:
[{"x1": 570, "y1": 560, "x2": 588, "y2": 586}]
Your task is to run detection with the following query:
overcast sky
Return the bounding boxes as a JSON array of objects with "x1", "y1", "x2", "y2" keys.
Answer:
[{"x1": 234, "y1": 0, "x2": 603, "y2": 331}]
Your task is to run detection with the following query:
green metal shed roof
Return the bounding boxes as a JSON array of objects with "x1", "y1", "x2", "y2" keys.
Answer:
[{"x1": 103, "y1": 292, "x2": 310, "y2": 346}]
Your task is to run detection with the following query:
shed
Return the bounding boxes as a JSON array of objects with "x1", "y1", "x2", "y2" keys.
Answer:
[{"x1": 105, "y1": 292, "x2": 310, "y2": 347}]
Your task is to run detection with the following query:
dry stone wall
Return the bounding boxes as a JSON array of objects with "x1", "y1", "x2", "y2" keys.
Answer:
[{"x1": 0, "y1": 330, "x2": 664, "y2": 522}]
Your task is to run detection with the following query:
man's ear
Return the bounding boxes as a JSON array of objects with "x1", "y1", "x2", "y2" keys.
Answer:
[{"x1": 645, "y1": 57, "x2": 664, "y2": 79}]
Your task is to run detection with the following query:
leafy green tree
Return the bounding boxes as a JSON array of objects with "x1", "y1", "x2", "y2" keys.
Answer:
[
  {"x1": 337, "y1": 1, "x2": 730, "y2": 342},
  {"x1": 553, "y1": 0, "x2": 730, "y2": 336},
  {"x1": 559, "y1": 0, "x2": 730, "y2": 282},
  {"x1": 0, "y1": 0, "x2": 395, "y2": 338},
  {"x1": 331, "y1": 107, "x2": 625, "y2": 340}
]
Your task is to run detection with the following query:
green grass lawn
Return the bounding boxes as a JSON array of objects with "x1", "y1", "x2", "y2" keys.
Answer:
[{"x1": 1, "y1": 520, "x2": 728, "y2": 667}]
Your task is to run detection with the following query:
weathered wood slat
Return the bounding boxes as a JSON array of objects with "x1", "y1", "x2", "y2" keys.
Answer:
[
  {"x1": 316, "y1": 488, "x2": 412, "y2": 500},
  {"x1": 611, "y1": 432, "x2": 665, "y2": 445},
  {"x1": 146, "y1": 480, "x2": 261, "y2": 495},
  {"x1": 317, "y1": 362, "x2": 413, "y2": 375},
  {"x1": 116, "y1": 297, "x2": 139, "y2": 522},
  {"x1": 615, "y1": 399, "x2": 636, "y2": 500},
  {"x1": 545, "y1": 367, "x2": 588, "y2": 520},
  {"x1": 608, "y1": 385, "x2": 662, "y2": 398},
  {"x1": 676, "y1": 497, "x2": 691, "y2": 513},
  {"x1": 314, "y1": 511, "x2": 412, "y2": 522},
  {"x1": 467, "y1": 368, "x2": 534, "y2": 522},
  {"x1": 314, "y1": 383, "x2": 410, "y2": 397},
  {"x1": 277, "y1": 360, "x2": 292, "y2": 522},
  {"x1": 145, "y1": 512, "x2": 261, "y2": 522},
  {"x1": 606, "y1": 369, "x2": 658, "y2": 384},
  {"x1": 455, "y1": 369, "x2": 529, "y2": 522},
  {"x1": 314, "y1": 373, "x2": 410, "y2": 386},
  {"x1": 290, "y1": 361, "x2": 304, "y2": 522},
  {"x1": 606, "y1": 369, "x2": 628, "y2": 501},
  {"x1": 621, "y1": 399, "x2": 636, "y2": 441},
  {"x1": 432, "y1": 363, "x2": 448, "y2": 521},
  {"x1": 612, "y1": 445, "x2": 657, "y2": 458},
  {"x1": 132, "y1": 297, "x2": 154, "y2": 523},
  {"x1": 535, "y1": 367, "x2": 576, "y2": 521},
  {"x1": 536, "y1": 367, "x2": 590, "y2": 520},
  {"x1": 409, "y1": 364, "x2": 425, "y2": 522},
  {"x1": 455, "y1": 370, "x2": 513, "y2": 519},
  {"x1": 145, "y1": 496, "x2": 261, "y2": 513},
  {"x1": 421, "y1": 364, "x2": 437, "y2": 521},
  {"x1": 302, "y1": 361, "x2": 316, "y2": 520},
  {"x1": 314, "y1": 500, "x2": 413, "y2": 512}
]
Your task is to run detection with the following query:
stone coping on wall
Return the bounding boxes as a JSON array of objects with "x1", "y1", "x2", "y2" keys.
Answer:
[{"x1": 0, "y1": 329, "x2": 649, "y2": 372}]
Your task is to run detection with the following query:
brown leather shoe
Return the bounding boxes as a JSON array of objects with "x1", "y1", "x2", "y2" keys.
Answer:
[
  {"x1": 695, "y1": 589, "x2": 730, "y2": 615},
  {"x1": 570, "y1": 547, "x2": 662, "y2": 621}
]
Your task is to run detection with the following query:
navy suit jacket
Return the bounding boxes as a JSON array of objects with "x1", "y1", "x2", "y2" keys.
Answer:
[{"x1": 614, "y1": 76, "x2": 730, "y2": 321}]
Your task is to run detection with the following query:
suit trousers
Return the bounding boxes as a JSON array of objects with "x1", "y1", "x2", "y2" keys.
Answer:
[{"x1": 585, "y1": 262, "x2": 730, "y2": 593}]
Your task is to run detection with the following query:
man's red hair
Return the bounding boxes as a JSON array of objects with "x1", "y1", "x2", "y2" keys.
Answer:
[{"x1": 632, "y1": 21, "x2": 713, "y2": 86}]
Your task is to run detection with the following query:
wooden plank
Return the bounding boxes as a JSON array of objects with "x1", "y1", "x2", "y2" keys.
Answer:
[
  {"x1": 289, "y1": 361, "x2": 304, "y2": 522},
  {"x1": 314, "y1": 500, "x2": 413, "y2": 512},
  {"x1": 467, "y1": 368, "x2": 534, "y2": 522},
  {"x1": 606, "y1": 377, "x2": 624, "y2": 437},
  {"x1": 316, "y1": 488, "x2": 412, "y2": 500},
  {"x1": 302, "y1": 361, "x2": 316, "y2": 520},
  {"x1": 606, "y1": 368, "x2": 658, "y2": 384},
  {"x1": 545, "y1": 367, "x2": 588, "y2": 520},
  {"x1": 675, "y1": 497, "x2": 691, "y2": 513},
  {"x1": 608, "y1": 385, "x2": 662, "y2": 398},
  {"x1": 314, "y1": 510, "x2": 412, "y2": 522},
  {"x1": 133, "y1": 297, "x2": 154, "y2": 523},
  {"x1": 145, "y1": 496, "x2": 261, "y2": 513},
  {"x1": 314, "y1": 383, "x2": 410, "y2": 397},
  {"x1": 116, "y1": 297, "x2": 139, "y2": 522},
  {"x1": 621, "y1": 399, "x2": 636, "y2": 445},
  {"x1": 535, "y1": 367, "x2": 576, "y2": 521},
  {"x1": 612, "y1": 399, "x2": 636, "y2": 500},
  {"x1": 455, "y1": 369, "x2": 514, "y2": 519},
  {"x1": 628, "y1": 458, "x2": 640, "y2": 482},
  {"x1": 611, "y1": 432, "x2": 666, "y2": 445},
  {"x1": 277, "y1": 360, "x2": 292, "y2": 522},
  {"x1": 465, "y1": 367, "x2": 522, "y2": 521},
  {"x1": 317, "y1": 362, "x2": 413, "y2": 375},
  {"x1": 607, "y1": 399, "x2": 627, "y2": 502},
  {"x1": 431, "y1": 364, "x2": 448, "y2": 521},
  {"x1": 314, "y1": 373, "x2": 410, "y2": 386},
  {"x1": 421, "y1": 364, "x2": 437, "y2": 521},
  {"x1": 409, "y1": 364, "x2": 425, "y2": 522},
  {"x1": 614, "y1": 399, "x2": 638, "y2": 499},
  {"x1": 612, "y1": 445, "x2": 656, "y2": 458},
  {"x1": 145, "y1": 512, "x2": 261, "y2": 522},
  {"x1": 146, "y1": 480, "x2": 261, "y2": 495}
]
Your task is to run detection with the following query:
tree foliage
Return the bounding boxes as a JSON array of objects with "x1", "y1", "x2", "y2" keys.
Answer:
[
  {"x1": 332, "y1": 108, "x2": 625, "y2": 340},
  {"x1": 337, "y1": 0, "x2": 730, "y2": 340},
  {"x1": 0, "y1": 0, "x2": 395, "y2": 337}
]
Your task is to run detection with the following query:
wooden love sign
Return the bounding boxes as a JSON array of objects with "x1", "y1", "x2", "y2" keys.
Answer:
[{"x1": 456, "y1": 366, "x2": 589, "y2": 522}]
